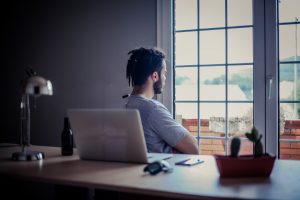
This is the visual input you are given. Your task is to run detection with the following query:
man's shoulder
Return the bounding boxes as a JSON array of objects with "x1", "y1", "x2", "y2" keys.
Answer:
[
  {"x1": 126, "y1": 96, "x2": 169, "y2": 114},
  {"x1": 148, "y1": 99, "x2": 170, "y2": 113},
  {"x1": 126, "y1": 96, "x2": 156, "y2": 109},
  {"x1": 129, "y1": 96, "x2": 156, "y2": 105}
]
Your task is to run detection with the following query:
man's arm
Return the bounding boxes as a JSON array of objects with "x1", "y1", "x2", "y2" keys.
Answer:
[
  {"x1": 149, "y1": 103, "x2": 199, "y2": 155},
  {"x1": 174, "y1": 134, "x2": 199, "y2": 155}
]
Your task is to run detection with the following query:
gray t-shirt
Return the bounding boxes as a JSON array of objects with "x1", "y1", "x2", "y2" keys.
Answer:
[{"x1": 125, "y1": 95, "x2": 188, "y2": 153}]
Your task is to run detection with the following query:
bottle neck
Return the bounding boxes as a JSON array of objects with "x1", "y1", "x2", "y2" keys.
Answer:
[{"x1": 64, "y1": 117, "x2": 70, "y2": 130}]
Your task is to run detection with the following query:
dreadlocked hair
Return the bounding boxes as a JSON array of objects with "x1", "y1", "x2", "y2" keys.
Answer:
[{"x1": 126, "y1": 47, "x2": 166, "y2": 86}]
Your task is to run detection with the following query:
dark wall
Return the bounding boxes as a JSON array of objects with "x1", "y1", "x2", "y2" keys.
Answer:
[{"x1": 1, "y1": 0, "x2": 157, "y2": 146}]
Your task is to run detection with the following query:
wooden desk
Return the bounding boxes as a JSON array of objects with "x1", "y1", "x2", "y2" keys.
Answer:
[{"x1": 1, "y1": 145, "x2": 300, "y2": 200}]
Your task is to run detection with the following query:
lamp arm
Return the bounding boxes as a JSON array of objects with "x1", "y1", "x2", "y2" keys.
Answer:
[
  {"x1": 20, "y1": 94, "x2": 30, "y2": 152},
  {"x1": 13, "y1": 93, "x2": 44, "y2": 161}
]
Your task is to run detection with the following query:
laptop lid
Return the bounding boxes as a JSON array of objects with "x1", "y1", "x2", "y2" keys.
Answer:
[{"x1": 68, "y1": 108, "x2": 163, "y2": 164}]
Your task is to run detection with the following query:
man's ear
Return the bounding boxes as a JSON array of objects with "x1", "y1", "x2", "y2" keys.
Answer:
[{"x1": 151, "y1": 71, "x2": 159, "y2": 81}]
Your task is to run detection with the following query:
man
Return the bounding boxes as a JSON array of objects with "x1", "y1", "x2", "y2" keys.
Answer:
[{"x1": 124, "y1": 47, "x2": 198, "y2": 154}]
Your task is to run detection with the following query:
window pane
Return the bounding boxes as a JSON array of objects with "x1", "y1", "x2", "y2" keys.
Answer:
[
  {"x1": 228, "y1": 28, "x2": 253, "y2": 63},
  {"x1": 175, "y1": 67, "x2": 198, "y2": 101},
  {"x1": 228, "y1": 0, "x2": 253, "y2": 26},
  {"x1": 279, "y1": 0, "x2": 300, "y2": 23},
  {"x1": 181, "y1": 118, "x2": 198, "y2": 137},
  {"x1": 228, "y1": 103, "x2": 253, "y2": 137},
  {"x1": 176, "y1": 103, "x2": 198, "y2": 134},
  {"x1": 200, "y1": 103, "x2": 225, "y2": 137},
  {"x1": 228, "y1": 65, "x2": 253, "y2": 101},
  {"x1": 200, "y1": 66, "x2": 225, "y2": 100},
  {"x1": 200, "y1": 139, "x2": 226, "y2": 155},
  {"x1": 280, "y1": 141, "x2": 300, "y2": 160},
  {"x1": 200, "y1": 30, "x2": 225, "y2": 64},
  {"x1": 279, "y1": 25, "x2": 300, "y2": 62},
  {"x1": 176, "y1": 102, "x2": 197, "y2": 120},
  {"x1": 280, "y1": 104, "x2": 300, "y2": 160},
  {"x1": 175, "y1": 0, "x2": 198, "y2": 30},
  {"x1": 175, "y1": 32, "x2": 198, "y2": 65},
  {"x1": 200, "y1": 0, "x2": 225, "y2": 28},
  {"x1": 280, "y1": 63, "x2": 300, "y2": 101},
  {"x1": 280, "y1": 103, "x2": 300, "y2": 131}
]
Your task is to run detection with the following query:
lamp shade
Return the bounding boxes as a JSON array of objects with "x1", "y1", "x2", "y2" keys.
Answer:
[{"x1": 23, "y1": 76, "x2": 53, "y2": 96}]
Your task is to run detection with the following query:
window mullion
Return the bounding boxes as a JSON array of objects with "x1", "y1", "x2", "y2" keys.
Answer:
[
  {"x1": 156, "y1": 0, "x2": 174, "y2": 114},
  {"x1": 253, "y1": 0, "x2": 267, "y2": 154},
  {"x1": 225, "y1": 0, "x2": 229, "y2": 156},
  {"x1": 265, "y1": 0, "x2": 278, "y2": 156}
]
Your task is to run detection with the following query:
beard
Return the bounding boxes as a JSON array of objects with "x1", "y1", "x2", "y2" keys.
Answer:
[{"x1": 153, "y1": 78, "x2": 163, "y2": 94}]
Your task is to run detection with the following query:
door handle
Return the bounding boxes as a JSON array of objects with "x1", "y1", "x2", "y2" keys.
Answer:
[{"x1": 267, "y1": 76, "x2": 273, "y2": 100}]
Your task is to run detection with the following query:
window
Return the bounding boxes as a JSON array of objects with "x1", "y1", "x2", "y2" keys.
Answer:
[
  {"x1": 158, "y1": 0, "x2": 300, "y2": 160},
  {"x1": 174, "y1": 0, "x2": 253, "y2": 156}
]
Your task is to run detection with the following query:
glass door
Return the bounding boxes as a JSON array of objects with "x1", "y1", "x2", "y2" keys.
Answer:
[{"x1": 278, "y1": 0, "x2": 300, "y2": 160}]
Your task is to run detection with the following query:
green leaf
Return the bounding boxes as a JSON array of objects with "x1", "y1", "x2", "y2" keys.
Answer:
[
  {"x1": 245, "y1": 133, "x2": 255, "y2": 142},
  {"x1": 255, "y1": 141, "x2": 263, "y2": 157},
  {"x1": 257, "y1": 134, "x2": 262, "y2": 142},
  {"x1": 252, "y1": 127, "x2": 259, "y2": 140}
]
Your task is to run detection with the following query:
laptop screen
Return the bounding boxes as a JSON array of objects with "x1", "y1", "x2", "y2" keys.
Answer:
[{"x1": 68, "y1": 108, "x2": 149, "y2": 163}]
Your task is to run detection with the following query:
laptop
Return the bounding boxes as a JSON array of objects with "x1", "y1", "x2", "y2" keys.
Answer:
[{"x1": 67, "y1": 108, "x2": 173, "y2": 164}]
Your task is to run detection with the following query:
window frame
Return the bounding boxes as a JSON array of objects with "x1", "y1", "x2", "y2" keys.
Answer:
[{"x1": 157, "y1": 0, "x2": 174, "y2": 114}]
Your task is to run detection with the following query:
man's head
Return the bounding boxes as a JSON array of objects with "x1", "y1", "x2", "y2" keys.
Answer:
[{"x1": 126, "y1": 47, "x2": 167, "y2": 94}]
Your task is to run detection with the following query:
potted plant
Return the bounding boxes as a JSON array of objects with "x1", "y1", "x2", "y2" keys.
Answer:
[{"x1": 214, "y1": 127, "x2": 276, "y2": 178}]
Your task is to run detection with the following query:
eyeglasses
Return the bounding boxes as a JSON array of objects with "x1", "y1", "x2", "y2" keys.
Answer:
[{"x1": 143, "y1": 160, "x2": 173, "y2": 175}]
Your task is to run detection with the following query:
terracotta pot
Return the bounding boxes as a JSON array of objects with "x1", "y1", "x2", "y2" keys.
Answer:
[{"x1": 214, "y1": 154, "x2": 276, "y2": 178}]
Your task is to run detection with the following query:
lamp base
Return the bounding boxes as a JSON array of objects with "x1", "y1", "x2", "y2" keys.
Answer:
[{"x1": 12, "y1": 151, "x2": 45, "y2": 161}]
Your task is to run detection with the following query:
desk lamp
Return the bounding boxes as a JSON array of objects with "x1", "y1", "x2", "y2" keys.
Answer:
[{"x1": 12, "y1": 69, "x2": 53, "y2": 161}]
